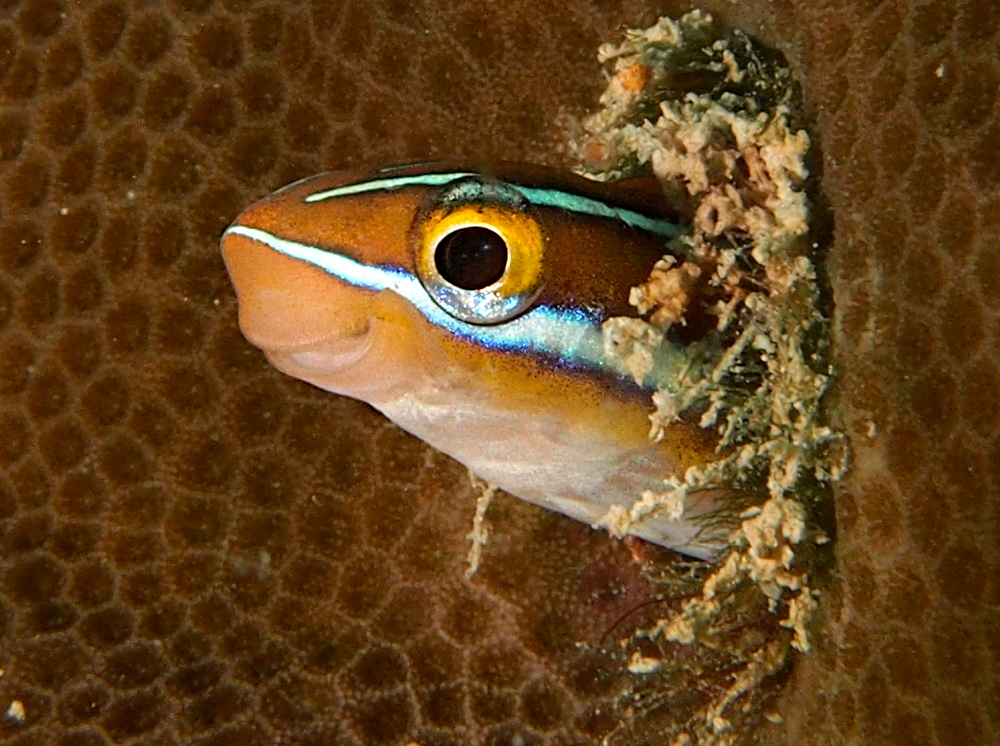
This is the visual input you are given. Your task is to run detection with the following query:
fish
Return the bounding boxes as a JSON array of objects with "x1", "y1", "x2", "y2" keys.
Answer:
[{"x1": 221, "y1": 162, "x2": 727, "y2": 559}]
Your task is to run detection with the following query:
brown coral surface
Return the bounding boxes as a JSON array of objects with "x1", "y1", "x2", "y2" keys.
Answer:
[{"x1": 0, "y1": 1, "x2": 996, "y2": 745}]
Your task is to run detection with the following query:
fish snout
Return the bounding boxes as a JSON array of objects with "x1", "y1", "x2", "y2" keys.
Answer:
[
  {"x1": 220, "y1": 226, "x2": 374, "y2": 354},
  {"x1": 220, "y1": 221, "x2": 435, "y2": 401}
]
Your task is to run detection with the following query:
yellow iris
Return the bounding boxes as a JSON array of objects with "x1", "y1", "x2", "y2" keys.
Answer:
[{"x1": 416, "y1": 202, "x2": 546, "y2": 300}]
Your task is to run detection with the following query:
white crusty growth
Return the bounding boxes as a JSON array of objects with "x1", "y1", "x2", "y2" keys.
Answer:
[{"x1": 569, "y1": 10, "x2": 849, "y2": 743}]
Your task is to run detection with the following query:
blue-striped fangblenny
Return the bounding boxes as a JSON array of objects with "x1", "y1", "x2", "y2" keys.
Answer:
[{"x1": 221, "y1": 162, "x2": 726, "y2": 559}]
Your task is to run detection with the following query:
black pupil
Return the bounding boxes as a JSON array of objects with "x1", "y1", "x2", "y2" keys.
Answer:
[{"x1": 434, "y1": 227, "x2": 508, "y2": 290}]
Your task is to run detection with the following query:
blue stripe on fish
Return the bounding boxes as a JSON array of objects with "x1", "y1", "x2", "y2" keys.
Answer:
[
  {"x1": 226, "y1": 224, "x2": 602, "y2": 353},
  {"x1": 225, "y1": 224, "x2": 687, "y2": 391},
  {"x1": 304, "y1": 172, "x2": 682, "y2": 240}
]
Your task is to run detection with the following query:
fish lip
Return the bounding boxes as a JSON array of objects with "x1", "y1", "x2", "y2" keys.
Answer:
[{"x1": 268, "y1": 320, "x2": 375, "y2": 372}]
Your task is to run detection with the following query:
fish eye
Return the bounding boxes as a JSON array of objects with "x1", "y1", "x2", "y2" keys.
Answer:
[
  {"x1": 433, "y1": 226, "x2": 508, "y2": 290},
  {"x1": 414, "y1": 177, "x2": 545, "y2": 325}
]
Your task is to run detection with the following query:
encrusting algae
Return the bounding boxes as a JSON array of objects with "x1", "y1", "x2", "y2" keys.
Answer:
[{"x1": 563, "y1": 12, "x2": 848, "y2": 744}]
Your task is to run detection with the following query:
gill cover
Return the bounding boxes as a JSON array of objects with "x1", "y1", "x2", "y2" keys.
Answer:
[{"x1": 414, "y1": 176, "x2": 546, "y2": 325}]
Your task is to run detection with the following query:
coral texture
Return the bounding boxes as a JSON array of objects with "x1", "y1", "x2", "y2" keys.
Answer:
[{"x1": 0, "y1": 0, "x2": 997, "y2": 744}]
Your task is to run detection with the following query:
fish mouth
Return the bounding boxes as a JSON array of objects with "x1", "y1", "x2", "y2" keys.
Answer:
[
  {"x1": 264, "y1": 316, "x2": 417, "y2": 402},
  {"x1": 267, "y1": 320, "x2": 374, "y2": 374}
]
